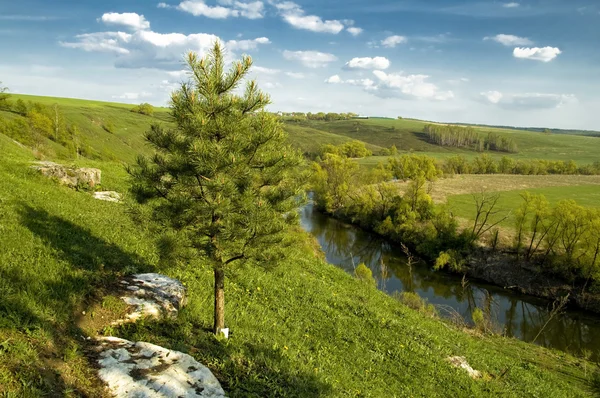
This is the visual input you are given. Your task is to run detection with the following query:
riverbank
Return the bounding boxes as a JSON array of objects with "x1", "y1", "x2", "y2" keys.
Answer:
[
  {"x1": 314, "y1": 204, "x2": 600, "y2": 315},
  {"x1": 466, "y1": 250, "x2": 600, "y2": 314}
]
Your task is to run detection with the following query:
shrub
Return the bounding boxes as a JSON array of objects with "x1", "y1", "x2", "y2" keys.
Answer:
[
  {"x1": 354, "y1": 263, "x2": 376, "y2": 286},
  {"x1": 131, "y1": 103, "x2": 154, "y2": 116},
  {"x1": 472, "y1": 308, "x2": 485, "y2": 330},
  {"x1": 396, "y1": 292, "x2": 437, "y2": 317}
]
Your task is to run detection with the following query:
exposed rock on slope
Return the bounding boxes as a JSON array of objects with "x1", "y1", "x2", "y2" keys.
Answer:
[
  {"x1": 93, "y1": 191, "x2": 122, "y2": 203},
  {"x1": 95, "y1": 337, "x2": 226, "y2": 398},
  {"x1": 31, "y1": 161, "x2": 101, "y2": 188},
  {"x1": 116, "y1": 273, "x2": 187, "y2": 325},
  {"x1": 92, "y1": 273, "x2": 225, "y2": 397}
]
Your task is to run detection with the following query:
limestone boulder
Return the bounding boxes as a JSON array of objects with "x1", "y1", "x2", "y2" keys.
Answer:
[
  {"x1": 94, "y1": 191, "x2": 122, "y2": 203},
  {"x1": 116, "y1": 273, "x2": 187, "y2": 324},
  {"x1": 31, "y1": 161, "x2": 101, "y2": 188},
  {"x1": 95, "y1": 337, "x2": 226, "y2": 398}
]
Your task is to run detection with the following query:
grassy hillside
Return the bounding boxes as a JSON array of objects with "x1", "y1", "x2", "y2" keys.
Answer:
[
  {"x1": 1, "y1": 119, "x2": 599, "y2": 395},
  {"x1": 288, "y1": 119, "x2": 600, "y2": 165},
  {"x1": 284, "y1": 123, "x2": 385, "y2": 155}
]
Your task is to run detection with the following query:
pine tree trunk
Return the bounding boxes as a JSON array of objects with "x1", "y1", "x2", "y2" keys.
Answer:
[{"x1": 213, "y1": 265, "x2": 225, "y2": 334}]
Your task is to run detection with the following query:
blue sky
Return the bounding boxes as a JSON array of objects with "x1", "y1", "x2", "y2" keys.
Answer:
[{"x1": 1, "y1": 0, "x2": 599, "y2": 129}]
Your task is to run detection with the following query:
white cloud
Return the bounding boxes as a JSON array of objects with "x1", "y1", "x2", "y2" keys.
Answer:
[
  {"x1": 480, "y1": 90, "x2": 503, "y2": 104},
  {"x1": 61, "y1": 24, "x2": 269, "y2": 70},
  {"x1": 513, "y1": 46, "x2": 561, "y2": 62},
  {"x1": 285, "y1": 71, "x2": 305, "y2": 79},
  {"x1": 503, "y1": 2, "x2": 520, "y2": 8},
  {"x1": 157, "y1": 3, "x2": 171, "y2": 8},
  {"x1": 60, "y1": 32, "x2": 132, "y2": 54},
  {"x1": 484, "y1": 34, "x2": 533, "y2": 46},
  {"x1": 283, "y1": 50, "x2": 337, "y2": 68},
  {"x1": 227, "y1": 37, "x2": 270, "y2": 50},
  {"x1": 233, "y1": 1, "x2": 265, "y2": 19},
  {"x1": 447, "y1": 77, "x2": 470, "y2": 85},
  {"x1": 263, "y1": 81, "x2": 282, "y2": 89},
  {"x1": 344, "y1": 56, "x2": 390, "y2": 70},
  {"x1": 166, "y1": 70, "x2": 189, "y2": 79},
  {"x1": 253, "y1": 65, "x2": 280, "y2": 74},
  {"x1": 112, "y1": 91, "x2": 153, "y2": 100},
  {"x1": 347, "y1": 27, "x2": 363, "y2": 36},
  {"x1": 324, "y1": 75, "x2": 342, "y2": 84},
  {"x1": 480, "y1": 91, "x2": 577, "y2": 109},
  {"x1": 372, "y1": 70, "x2": 453, "y2": 100},
  {"x1": 381, "y1": 35, "x2": 407, "y2": 48},
  {"x1": 176, "y1": 0, "x2": 264, "y2": 19},
  {"x1": 326, "y1": 69, "x2": 453, "y2": 101},
  {"x1": 274, "y1": 1, "x2": 344, "y2": 34},
  {"x1": 99, "y1": 13, "x2": 150, "y2": 31}
]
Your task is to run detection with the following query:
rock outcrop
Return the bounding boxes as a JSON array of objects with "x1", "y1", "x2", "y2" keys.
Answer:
[
  {"x1": 116, "y1": 273, "x2": 187, "y2": 325},
  {"x1": 92, "y1": 273, "x2": 225, "y2": 397},
  {"x1": 95, "y1": 337, "x2": 226, "y2": 398},
  {"x1": 93, "y1": 191, "x2": 122, "y2": 203},
  {"x1": 446, "y1": 356, "x2": 482, "y2": 379},
  {"x1": 31, "y1": 161, "x2": 101, "y2": 188}
]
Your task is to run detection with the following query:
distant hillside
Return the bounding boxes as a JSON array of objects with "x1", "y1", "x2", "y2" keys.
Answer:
[{"x1": 401, "y1": 117, "x2": 600, "y2": 138}]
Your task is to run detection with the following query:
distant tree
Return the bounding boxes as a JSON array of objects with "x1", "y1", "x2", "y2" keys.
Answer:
[
  {"x1": 129, "y1": 43, "x2": 306, "y2": 335},
  {"x1": 389, "y1": 144, "x2": 398, "y2": 156},
  {"x1": 27, "y1": 110, "x2": 53, "y2": 147},
  {"x1": 14, "y1": 99, "x2": 28, "y2": 116},
  {"x1": 0, "y1": 81, "x2": 10, "y2": 109},
  {"x1": 131, "y1": 102, "x2": 154, "y2": 116}
]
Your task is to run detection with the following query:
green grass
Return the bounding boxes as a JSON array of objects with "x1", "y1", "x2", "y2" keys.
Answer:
[
  {"x1": 289, "y1": 119, "x2": 600, "y2": 165},
  {"x1": 447, "y1": 185, "x2": 600, "y2": 229},
  {"x1": 2, "y1": 94, "x2": 600, "y2": 396},
  {"x1": 284, "y1": 123, "x2": 385, "y2": 155},
  {"x1": 2, "y1": 94, "x2": 172, "y2": 164},
  {"x1": 1, "y1": 131, "x2": 599, "y2": 396}
]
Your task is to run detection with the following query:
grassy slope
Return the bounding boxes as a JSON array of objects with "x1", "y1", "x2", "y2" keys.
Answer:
[
  {"x1": 284, "y1": 123, "x2": 385, "y2": 155},
  {"x1": 290, "y1": 119, "x2": 600, "y2": 165},
  {"x1": 1, "y1": 133, "x2": 598, "y2": 396},
  {"x1": 4, "y1": 94, "x2": 171, "y2": 164}
]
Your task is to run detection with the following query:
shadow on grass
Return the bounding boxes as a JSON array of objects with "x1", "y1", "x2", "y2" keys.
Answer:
[
  {"x1": 117, "y1": 319, "x2": 333, "y2": 397},
  {"x1": 19, "y1": 204, "x2": 153, "y2": 274},
  {"x1": 0, "y1": 204, "x2": 156, "y2": 395}
]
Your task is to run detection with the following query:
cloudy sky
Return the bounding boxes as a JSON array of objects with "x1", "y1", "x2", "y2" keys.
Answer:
[{"x1": 1, "y1": 0, "x2": 599, "y2": 129}]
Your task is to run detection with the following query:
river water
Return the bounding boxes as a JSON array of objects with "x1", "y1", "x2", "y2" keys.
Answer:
[{"x1": 300, "y1": 202, "x2": 600, "y2": 360}]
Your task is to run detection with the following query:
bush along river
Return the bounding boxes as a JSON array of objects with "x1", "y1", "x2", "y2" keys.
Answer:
[{"x1": 300, "y1": 202, "x2": 600, "y2": 360}]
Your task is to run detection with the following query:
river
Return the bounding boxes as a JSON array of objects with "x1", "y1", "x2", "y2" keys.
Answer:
[{"x1": 300, "y1": 202, "x2": 600, "y2": 360}]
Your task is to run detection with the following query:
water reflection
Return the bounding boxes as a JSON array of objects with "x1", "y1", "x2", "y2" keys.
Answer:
[{"x1": 300, "y1": 203, "x2": 600, "y2": 360}]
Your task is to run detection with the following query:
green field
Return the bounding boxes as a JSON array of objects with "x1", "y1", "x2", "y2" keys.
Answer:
[
  {"x1": 447, "y1": 184, "x2": 600, "y2": 230},
  {"x1": 2, "y1": 95, "x2": 600, "y2": 396},
  {"x1": 286, "y1": 119, "x2": 600, "y2": 164}
]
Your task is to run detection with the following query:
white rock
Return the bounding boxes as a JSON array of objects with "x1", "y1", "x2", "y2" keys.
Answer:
[
  {"x1": 446, "y1": 356, "x2": 482, "y2": 379},
  {"x1": 115, "y1": 273, "x2": 186, "y2": 325},
  {"x1": 95, "y1": 337, "x2": 226, "y2": 398},
  {"x1": 93, "y1": 191, "x2": 122, "y2": 203}
]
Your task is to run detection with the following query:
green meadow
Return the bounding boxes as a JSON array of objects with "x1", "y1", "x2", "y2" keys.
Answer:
[{"x1": 1, "y1": 95, "x2": 600, "y2": 396}]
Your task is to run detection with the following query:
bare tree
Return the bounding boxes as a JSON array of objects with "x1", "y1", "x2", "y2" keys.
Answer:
[{"x1": 470, "y1": 191, "x2": 510, "y2": 244}]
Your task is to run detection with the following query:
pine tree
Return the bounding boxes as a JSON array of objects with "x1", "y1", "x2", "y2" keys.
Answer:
[{"x1": 129, "y1": 43, "x2": 306, "y2": 335}]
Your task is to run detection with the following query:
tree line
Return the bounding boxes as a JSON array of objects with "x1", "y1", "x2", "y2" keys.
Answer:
[
  {"x1": 311, "y1": 151, "x2": 600, "y2": 292},
  {"x1": 424, "y1": 124, "x2": 518, "y2": 153},
  {"x1": 280, "y1": 112, "x2": 359, "y2": 122},
  {"x1": 442, "y1": 154, "x2": 600, "y2": 176},
  {"x1": 0, "y1": 97, "x2": 88, "y2": 158}
]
